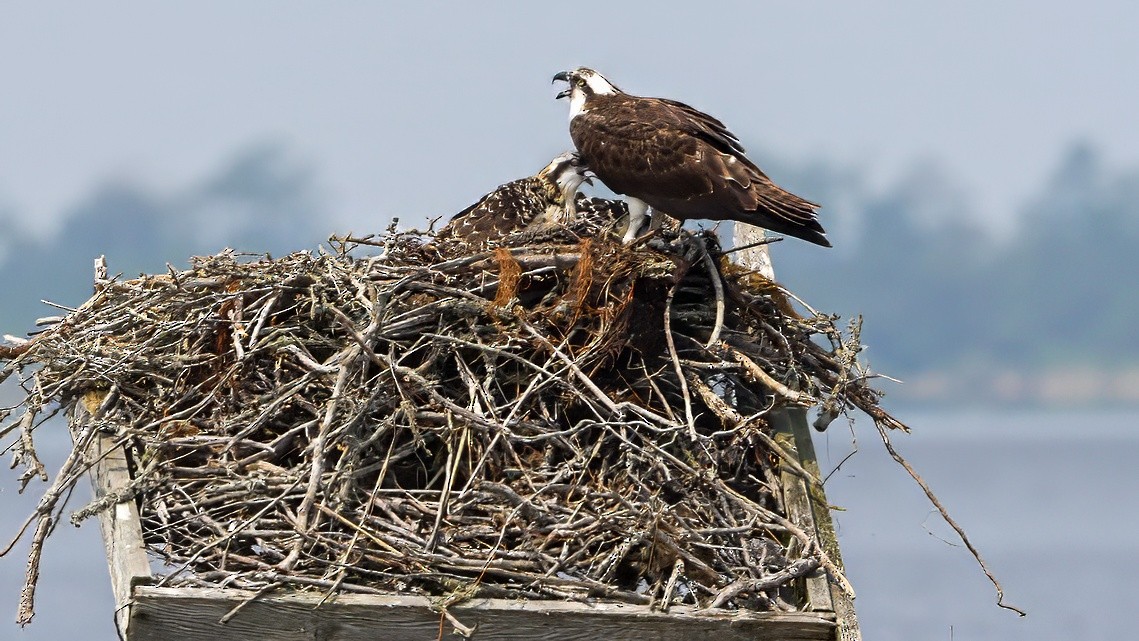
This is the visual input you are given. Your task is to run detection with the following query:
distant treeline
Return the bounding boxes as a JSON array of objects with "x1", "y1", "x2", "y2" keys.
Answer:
[
  {"x1": 773, "y1": 143, "x2": 1139, "y2": 378},
  {"x1": 2, "y1": 142, "x2": 1136, "y2": 382},
  {"x1": 0, "y1": 144, "x2": 327, "y2": 336}
]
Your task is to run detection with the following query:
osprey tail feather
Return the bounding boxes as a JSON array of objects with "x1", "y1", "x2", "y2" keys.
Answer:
[{"x1": 743, "y1": 189, "x2": 832, "y2": 247}]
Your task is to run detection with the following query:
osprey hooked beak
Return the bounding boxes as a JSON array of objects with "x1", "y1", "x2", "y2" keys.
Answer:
[{"x1": 553, "y1": 70, "x2": 571, "y2": 100}]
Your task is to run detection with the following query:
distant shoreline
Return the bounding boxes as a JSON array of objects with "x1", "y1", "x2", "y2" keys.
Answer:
[
  {"x1": 5, "y1": 366, "x2": 1138, "y2": 410},
  {"x1": 874, "y1": 366, "x2": 1139, "y2": 407}
]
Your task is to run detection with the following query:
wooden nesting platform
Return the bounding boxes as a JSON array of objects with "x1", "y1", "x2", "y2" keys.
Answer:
[
  {"x1": 74, "y1": 403, "x2": 853, "y2": 641},
  {"x1": 0, "y1": 234, "x2": 909, "y2": 640}
]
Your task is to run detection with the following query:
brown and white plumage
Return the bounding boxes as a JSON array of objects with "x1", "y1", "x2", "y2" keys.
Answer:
[
  {"x1": 495, "y1": 194, "x2": 629, "y2": 247},
  {"x1": 553, "y1": 68, "x2": 830, "y2": 247},
  {"x1": 574, "y1": 194, "x2": 628, "y2": 232},
  {"x1": 434, "y1": 152, "x2": 590, "y2": 247}
]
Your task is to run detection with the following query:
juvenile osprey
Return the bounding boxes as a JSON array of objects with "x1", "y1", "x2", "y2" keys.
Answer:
[
  {"x1": 553, "y1": 68, "x2": 831, "y2": 247},
  {"x1": 575, "y1": 195, "x2": 629, "y2": 233},
  {"x1": 489, "y1": 194, "x2": 630, "y2": 247},
  {"x1": 434, "y1": 152, "x2": 591, "y2": 247}
]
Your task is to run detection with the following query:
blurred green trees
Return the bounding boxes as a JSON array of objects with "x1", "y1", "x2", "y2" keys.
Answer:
[{"x1": 3, "y1": 142, "x2": 1137, "y2": 382}]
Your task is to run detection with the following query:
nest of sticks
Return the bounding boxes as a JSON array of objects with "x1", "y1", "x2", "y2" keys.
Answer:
[{"x1": 0, "y1": 226, "x2": 908, "y2": 624}]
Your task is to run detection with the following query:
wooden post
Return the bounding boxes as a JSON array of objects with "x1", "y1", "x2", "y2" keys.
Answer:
[
  {"x1": 733, "y1": 224, "x2": 861, "y2": 641},
  {"x1": 71, "y1": 393, "x2": 152, "y2": 637},
  {"x1": 772, "y1": 410, "x2": 861, "y2": 641}
]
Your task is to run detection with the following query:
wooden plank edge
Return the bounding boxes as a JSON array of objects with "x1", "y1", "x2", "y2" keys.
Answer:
[{"x1": 128, "y1": 586, "x2": 837, "y2": 641}]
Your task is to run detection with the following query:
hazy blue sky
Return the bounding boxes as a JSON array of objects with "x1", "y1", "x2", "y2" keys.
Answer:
[
  {"x1": 3, "y1": 6, "x2": 1138, "y2": 638},
  {"x1": 3, "y1": 2, "x2": 1138, "y2": 239}
]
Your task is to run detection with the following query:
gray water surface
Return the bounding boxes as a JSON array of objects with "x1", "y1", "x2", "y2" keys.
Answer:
[{"x1": 819, "y1": 408, "x2": 1138, "y2": 639}]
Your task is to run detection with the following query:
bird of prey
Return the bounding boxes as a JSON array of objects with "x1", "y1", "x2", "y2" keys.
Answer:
[
  {"x1": 434, "y1": 152, "x2": 592, "y2": 247},
  {"x1": 480, "y1": 193, "x2": 629, "y2": 247},
  {"x1": 553, "y1": 68, "x2": 830, "y2": 247},
  {"x1": 575, "y1": 195, "x2": 629, "y2": 234}
]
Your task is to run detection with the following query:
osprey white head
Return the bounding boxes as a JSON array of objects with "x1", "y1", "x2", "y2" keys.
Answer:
[
  {"x1": 553, "y1": 68, "x2": 621, "y2": 120},
  {"x1": 538, "y1": 151, "x2": 591, "y2": 194},
  {"x1": 538, "y1": 151, "x2": 592, "y2": 222}
]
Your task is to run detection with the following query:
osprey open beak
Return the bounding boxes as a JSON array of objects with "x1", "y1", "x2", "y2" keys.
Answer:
[{"x1": 553, "y1": 71, "x2": 571, "y2": 99}]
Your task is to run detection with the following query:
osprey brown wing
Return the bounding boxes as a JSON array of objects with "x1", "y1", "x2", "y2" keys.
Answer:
[
  {"x1": 571, "y1": 97, "x2": 719, "y2": 201},
  {"x1": 660, "y1": 99, "x2": 824, "y2": 229},
  {"x1": 436, "y1": 178, "x2": 543, "y2": 246},
  {"x1": 570, "y1": 94, "x2": 829, "y2": 246},
  {"x1": 656, "y1": 97, "x2": 747, "y2": 156}
]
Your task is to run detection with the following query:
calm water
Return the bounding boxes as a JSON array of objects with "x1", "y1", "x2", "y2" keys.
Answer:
[
  {"x1": 818, "y1": 408, "x2": 1139, "y2": 640},
  {"x1": 1, "y1": 408, "x2": 1135, "y2": 640}
]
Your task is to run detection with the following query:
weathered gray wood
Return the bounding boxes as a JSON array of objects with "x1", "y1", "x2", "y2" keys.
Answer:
[
  {"x1": 72, "y1": 390, "x2": 152, "y2": 636},
  {"x1": 128, "y1": 587, "x2": 836, "y2": 641},
  {"x1": 777, "y1": 408, "x2": 862, "y2": 641},
  {"x1": 731, "y1": 224, "x2": 775, "y2": 280},
  {"x1": 770, "y1": 410, "x2": 834, "y2": 614}
]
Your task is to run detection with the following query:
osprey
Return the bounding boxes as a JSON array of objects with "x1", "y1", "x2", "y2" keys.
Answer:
[
  {"x1": 435, "y1": 152, "x2": 592, "y2": 247},
  {"x1": 553, "y1": 68, "x2": 831, "y2": 247},
  {"x1": 486, "y1": 194, "x2": 630, "y2": 247},
  {"x1": 575, "y1": 195, "x2": 629, "y2": 233}
]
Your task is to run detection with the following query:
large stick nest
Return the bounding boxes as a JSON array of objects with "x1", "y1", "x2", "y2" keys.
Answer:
[{"x1": 1, "y1": 227, "x2": 906, "y2": 623}]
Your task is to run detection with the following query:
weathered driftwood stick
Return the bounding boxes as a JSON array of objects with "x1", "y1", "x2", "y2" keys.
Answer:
[
  {"x1": 709, "y1": 558, "x2": 820, "y2": 609},
  {"x1": 872, "y1": 421, "x2": 1025, "y2": 616},
  {"x1": 664, "y1": 276, "x2": 697, "y2": 436},
  {"x1": 15, "y1": 516, "x2": 51, "y2": 626},
  {"x1": 698, "y1": 242, "x2": 726, "y2": 348},
  {"x1": 686, "y1": 374, "x2": 818, "y2": 484},
  {"x1": 725, "y1": 347, "x2": 817, "y2": 405}
]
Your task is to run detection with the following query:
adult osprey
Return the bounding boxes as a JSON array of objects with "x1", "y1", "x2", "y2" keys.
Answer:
[
  {"x1": 553, "y1": 68, "x2": 831, "y2": 247},
  {"x1": 434, "y1": 152, "x2": 592, "y2": 247}
]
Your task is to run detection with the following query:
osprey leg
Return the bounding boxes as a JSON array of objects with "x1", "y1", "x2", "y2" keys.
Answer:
[{"x1": 623, "y1": 197, "x2": 649, "y2": 244}]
